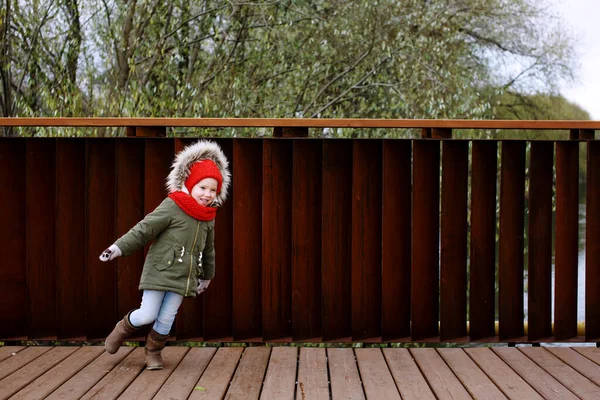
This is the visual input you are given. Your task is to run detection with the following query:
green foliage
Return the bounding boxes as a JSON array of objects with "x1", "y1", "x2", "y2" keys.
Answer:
[{"x1": 0, "y1": 0, "x2": 582, "y2": 137}]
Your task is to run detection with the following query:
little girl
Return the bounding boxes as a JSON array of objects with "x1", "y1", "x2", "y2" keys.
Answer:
[{"x1": 99, "y1": 140, "x2": 230, "y2": 370}]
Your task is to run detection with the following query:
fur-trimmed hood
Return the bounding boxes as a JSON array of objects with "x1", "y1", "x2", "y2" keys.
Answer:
[{"x1": 166, "y1": 140, "x2": 231, "y2": 207}]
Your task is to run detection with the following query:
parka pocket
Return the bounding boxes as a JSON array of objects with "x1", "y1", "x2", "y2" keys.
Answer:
[{"x1": 155, "y1": 248, "x2": 176, "y2": 271}]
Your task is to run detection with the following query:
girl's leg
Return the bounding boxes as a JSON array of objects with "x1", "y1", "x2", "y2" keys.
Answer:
[
  {"x1": 129, "y1": 290, "x2": 165, "y2": 327},
  {"x1": 152, "y1": 291, "x2": 184, "y2": 335}
]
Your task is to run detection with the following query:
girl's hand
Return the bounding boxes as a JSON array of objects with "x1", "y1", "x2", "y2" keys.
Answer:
[
  {"x1": 99, "y1": 244, "x2": 122, "y2": 262},
  {"x1": 197, "y1": 279, "x2": 211, "y2": 294}
]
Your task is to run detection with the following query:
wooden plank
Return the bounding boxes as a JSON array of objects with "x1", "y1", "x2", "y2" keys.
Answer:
[
  {"x1": 3, "y1": 117, "x2": 600, "y2": 130},
  {"x1": 465, "y1": 347, "x2": 542, "y2": 400},
  {"x1": 411, "y1": 140, "x2": 441, "y2": 340},
  {"x1": 322, "y1": 140, "x2": 352, "y2": 341},
  {"x1": 498, "y1": 141, "x2": 526, "y2": 340},
  {"x1": 262, "y1": 139, "x2": 293, "y2": 340},
  {"x1": 153, "y1": 347, "x2": 216, "y2": 400},
  {"x1": 225, "y1": 347, "x2": 271, "y2": 400},
  {"x1": 9, "y1": 346, "x2": 104, "y2": 400},
  {"x1": 437, "y1": 348, "x2": 506, "y2": 399},
  {"x1": 0, "y1": 346, "x2": 78, "y2": 399},
  {"x1": 352, "y1": 140, "x2": 382, "y2": 340},
  {"x1": 0, "y1": 139, "x2": 26, "y2": 339},
  {"x1": 79, "y1": 347, "x2": 146, "y2": 400},
  {"x1": 233, "y1": 139, "x2": 263, "y2": 340},
  {"x1": 546, "y1": 347, "x2": 600, "y2": 386},
  {"x1": 117, "y1": 347, "x2": 189, "y2": 399},
  {"x1": 573, "y1": 346, "x2": 600, "y2": 364},
  {"x1": 355, "y1": 348, "x2": 401, "y2": 400},
  {"x1": 586, "y1": 141, "x2": 600, "y2": 340},
  {"x1": 45, "y1": 347, "x2": 134, "y2": 400},
  {"x1": 292, "y1": 140, "x2": 322, "y2": 341},
  {"x1": 115, "y1": 139, "x2": 145, "y2": 318},
  {"x1": 527, "y1": 141, "x2": 554, "y2": 341},
  {"x1": 519, "y1": 347, "x2": 600, "y2": 399},
  {"x1": 410, "y1": 348, "x2": 471, "y2": 399},
  {"x1": 26, "y1": 139, "x2": 57, "y2": 338},
  {"x1": 327, "y1": 348, "x2": 365, "y2": 400},
  {"x1": 0, "y1": 346, "x2": 26, "y2": 362},
  {"x1": 56, "y1": 139, "x2": 87, "y2": 340},
  {"x1": 492, "y1": 347, "x2": 577, "y2": 400},
  {"x1": 382, "y1": 141, "x2": 411, "y2": 340},
  {"x1": 469, "y1": 141, "x2": 498, "y2": 340},
  {"x1": 86, "y1": 139, "x2": 117, "y2": 340},
  {"x1": 0, "y1": 347, "x2": 53, "y2": 380},
  {"x1": 204, "y1": 138, "x2": 234, "y2": 340},
  {"x1": 440, "y1": 141, "x2": 469, "y2": 340},
  {"x1": 382, "y1": 348, "x2": 435, "y2": 400},
  {"x1": 554, "y1": 142, "x2": 580, "y2": 340},
  {"x1": 189, "y1": 347, "x2": 244, "y2": 400},
  {"x1": 260, "y1": 347, "x2": 298, "y2": 400},
  {"x1": 296, "y1": 348, "x2": 329, "y2": 400}
]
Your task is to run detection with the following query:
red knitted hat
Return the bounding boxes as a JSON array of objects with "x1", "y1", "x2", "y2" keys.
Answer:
[{"x1": 185, "y1": 160, "x2": 223, "y2": 194}]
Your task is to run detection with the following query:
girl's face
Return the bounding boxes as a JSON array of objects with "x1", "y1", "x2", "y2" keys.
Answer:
[{"x1": 191, "y1": 178, "x2": 218, "y2": 206}]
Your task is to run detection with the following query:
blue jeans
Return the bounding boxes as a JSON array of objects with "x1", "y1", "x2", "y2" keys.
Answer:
[{"x1": 129, "y1": 290, "x2": 184, "y2": 335}]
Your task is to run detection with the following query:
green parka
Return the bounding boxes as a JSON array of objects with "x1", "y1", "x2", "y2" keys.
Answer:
[
  {"x1": 114, "y1": 140, "x2": 231, "y2": 298},
  {"x1": 115, "y1": 197, "x2": 215, "y2": 297}
]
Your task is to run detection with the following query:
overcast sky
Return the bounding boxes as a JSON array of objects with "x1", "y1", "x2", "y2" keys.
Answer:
[{"x1": 555, "y1": 0, "x2": 600, "y2": 119}]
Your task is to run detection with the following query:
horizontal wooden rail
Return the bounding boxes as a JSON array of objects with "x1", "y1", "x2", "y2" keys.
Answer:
[{"x1": 0, "y1": 117, "x2": 600, "y2": 130}]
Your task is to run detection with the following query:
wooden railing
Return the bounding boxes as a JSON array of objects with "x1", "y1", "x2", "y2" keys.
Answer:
[{"x1": 0, "y1": 118, "x2": 598, "y2": 343}]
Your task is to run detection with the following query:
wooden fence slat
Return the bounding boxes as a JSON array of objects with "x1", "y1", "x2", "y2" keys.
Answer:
[
  {"x1": 322, "y1": 140, "x2": 352, "y2": 341},
  {"x1": 292, "y1": 140, "x2": 322, "y2": 341},
  {"x1": 0, "y1": 140, "x2": 27, "y2": 338},
  {"x1": 499, "y1": 141, "x2": 526, "y2": 340},
  {"x1": 554, "y1": 142, "x2": 580, "y2": 340},
  {"x1": 260, "y1": 347, "x2": 298, "y2": 400},
  {"x1": 352, "y1": 140, "x2": 382, "y2": 340},
  {"x1": 204, "y1": 138, "x2": 234, "y2": 340},
  {"x1": 382, "y1": 348, "x2": 435, "y2": 400},
  {"x1": 225, "y1": 347, "x2": 271, "y2": 400},
  {"x1": 115, "y1": 139, "x2": 145, "y2": 321},
  {"x1": 528, "y1": 141, "x2": 554, "y2": 341},
  {"x1": 262, "y1": 139, "x2": 293, "y2": 341},
  {"x1": 412, "y1": 140, "x2": 440, "y2": 340},
  {"x1": 492, "y1": 347, "x2": 577, "y2": 400},
  {"x1": 27, "y1": 139, "x2": 57, "y2": 339},
  {"x1": 56, "y1": 139, "x2": 86, "y2": 340},
  {"x1": 440, "y1": 141, "x2": 469, "y2": 340},
  {"x1": 469, "y1": 141, "x2": 498, "y2": 340},
  {"x1": 152, "y1": 347, "x2": 216, "y2": 400},
  {"x1": 382, "y1": 141, "x2": 411, "y2": 340},
  {"x1": 586, "y1": 141, "x2": 600, "y2": 340},
  {"x1": 296, "y1": 348, "x2": 329, "y2": 400},
  {"x1": 437, "y1": 348, "x2": 506, "y2": 399},
  {"x1": 86, "y1": 139, "x2": 117, "y2": 340},
  {"x1": 233, "y1": 139, "x2": 263, "y2": 340},
  {"x1": 327, "y1": 348, "x2": 365, "y2": 400},
  {"x1": 465, "y1": 348, "x2": 542, "y2": 400}
]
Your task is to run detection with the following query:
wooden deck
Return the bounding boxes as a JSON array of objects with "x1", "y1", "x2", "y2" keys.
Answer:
[{"x1": 2, "y1": 345, "x2": 600, "y2": 399}]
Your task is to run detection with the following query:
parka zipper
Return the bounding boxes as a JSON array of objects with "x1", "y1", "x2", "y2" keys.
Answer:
[{"x1": 185, "y1": 221, "x2": 201, "y2": 296}]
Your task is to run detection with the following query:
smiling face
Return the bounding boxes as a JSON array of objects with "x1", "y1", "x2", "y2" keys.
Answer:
[{"x1": 191, "y1": 177, "x2": 218, "y2": 206}]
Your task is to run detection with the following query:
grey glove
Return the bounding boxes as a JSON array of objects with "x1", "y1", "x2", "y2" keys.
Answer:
[
  {"x1": 99, "y1": 244, "x2": 122, "y2": 262},
  {"x1": 196, "y1": 279, "x2": 211, "y2": 295}
]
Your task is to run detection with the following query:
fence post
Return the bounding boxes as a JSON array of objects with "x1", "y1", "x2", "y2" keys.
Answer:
[
  {"x1": 126, "y1": 126, "x2": 167, "y2": 137},
  {"x1": 273, "y1": 127, "x2": 309, "y2": 137}
]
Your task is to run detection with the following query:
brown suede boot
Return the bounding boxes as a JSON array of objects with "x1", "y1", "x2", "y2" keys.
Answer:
[
  {"x1": 104, "y1": 311, "x2": 139, "y2": 354},
  {"x1": 145, "y1": 329, "x2": 169, "y2": 370}
]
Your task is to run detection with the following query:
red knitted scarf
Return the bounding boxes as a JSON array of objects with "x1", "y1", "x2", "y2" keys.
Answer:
[{"x1": 168, "y1": 191, "x2": 217, "y2": 221}]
